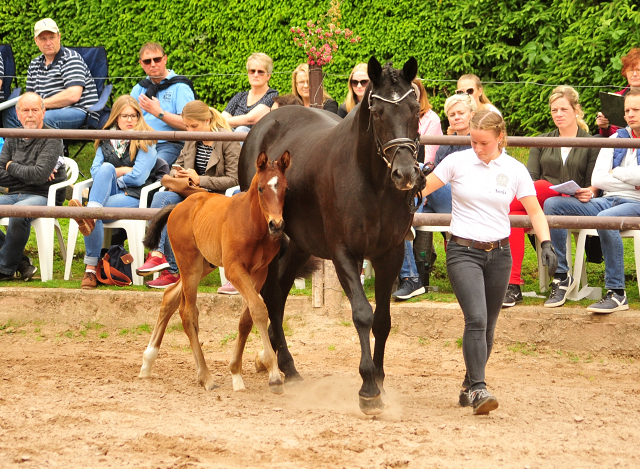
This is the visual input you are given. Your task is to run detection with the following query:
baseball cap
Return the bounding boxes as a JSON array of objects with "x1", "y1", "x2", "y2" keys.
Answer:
[{"x1": 34, "y1": 18, "x2": 60, "y2": 37}]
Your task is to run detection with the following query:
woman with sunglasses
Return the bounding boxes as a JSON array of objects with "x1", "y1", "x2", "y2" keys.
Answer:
[
  {"x1": 291, "y1": 63, "x2": 338, "y2": 113},
  {"x1": 69, "y1": 95, "x2": 162, "y2": 290},
  {"x1": 454, "y1": 74, "x2": 500, "y2": 117},
  {"x1": 503, "y1": 85, "x2": 598, "y2": 308},
  {"x1": 222, "y1": 53, "x2": 278, "y2": 131},
  {"x1": 596, "y1": 48, "x2": 640, "y2": 137},
  {"x1": 337, "y1": 63, "x2": 369, "y2": 118},
  {"x1": 138, "y1": 100, "x2": 241, "y2": 289}
]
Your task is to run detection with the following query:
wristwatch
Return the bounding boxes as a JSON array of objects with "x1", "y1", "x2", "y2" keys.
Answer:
[{"x1": 157, "y1": 111, "x2": 165, "y2": 120}]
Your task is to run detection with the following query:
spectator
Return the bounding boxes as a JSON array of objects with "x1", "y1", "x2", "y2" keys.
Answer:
[
  {"x1": 337, "y1": 63, "x2": 368, "y2": 118},
  {"x1": 137, "y1": 100, "x2": 240, "y2": 289},
  {"x1": 0, "y1": 52, "x2": 4, "y2": 101},
  {"x1": 544, "y1": 88, "x2": 640, "y2": 313},
  {"x1": 131, "y1": 42, "x2": 195, "y2": 166},
  {"x1": 272, "y1": 94, "x2": 303, "y2": 109},
  {"x1": 504, "y1": 86, "x2": 599, "y2": 307},
  {"x1": 392, "y1": 94, "x2": 476, "y2": 301},
  {"x1": 68, "y1": 95, "x2": 161, "y2": 290},
  {"x1": 2, "y1": 18, "x2": 99, "y2": 129},
  {"x1": 412, "y1": 78, "x2": 442, "y2": 164},
  {"x1": 446, "y1": 74, "x2": 499, "y2": 135},
  {"x1": 222, "y1": 53, "x2": 278, "y2": 132},
  {"x1": 596, "y1": 47, "x2": 640, "y2": 137},
  {"x1": 291, "y1": 63, "x2": 338, "y2": 113},
  {"x1": 0, "y1": 92, "x2": 65, "y2": 281},
  {"x1": 423, "y1": 110, "x2": 556, "y2": 415}
]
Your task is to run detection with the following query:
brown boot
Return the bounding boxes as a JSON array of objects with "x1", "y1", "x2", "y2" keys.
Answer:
[
  {"x1": 81, "y1": 270, "x2": 98, "y2": 290},
  {"x1": 69, "y1": 199, "x2": 96, "y2": 236}
]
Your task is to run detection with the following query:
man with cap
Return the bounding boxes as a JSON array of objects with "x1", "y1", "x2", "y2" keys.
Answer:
[{"x1": 2, "y1": 18, "x2": 99, "y2": 129}]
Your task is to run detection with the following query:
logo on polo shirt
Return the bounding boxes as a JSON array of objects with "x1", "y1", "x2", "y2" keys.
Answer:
[
  {"x1": 496, "y1": 174, "x2": 508, "y2": 187},
  {"x1": 163, "y1": 91, "x2": 173, "y2": 101}
]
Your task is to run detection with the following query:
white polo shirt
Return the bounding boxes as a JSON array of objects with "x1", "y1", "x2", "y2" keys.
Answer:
[{"x1": 433, "y1": 148, "x2": 536, "y2": 242}]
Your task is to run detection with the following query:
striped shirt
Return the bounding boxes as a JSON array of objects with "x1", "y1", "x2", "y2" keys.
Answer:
[
  {"x1": 26, "y1": 47, "x2": 98, "y2": 120},
  {"x1": 0, "y1": 53, "x2": 4, "y2": 101},
  {"x1": 195, "y1": 141, "x2": 213, "y2": 176}
]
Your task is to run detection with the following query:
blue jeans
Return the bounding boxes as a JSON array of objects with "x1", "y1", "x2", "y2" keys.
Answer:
[
  {"x1": 446, "y1": 240, "x2": 512, "y2": 391},
  {"x1": 156, "y1": 142, "x2": 184, "y2": 166},
  {"x1": 544, "y1": 196, "x2": 640, "y2": 290},
  {"x1": 0, "y1": 193, "x2": 48, "y2": 275},
  {"x1": 3, "y1": 105, "x2": 87, "y2": 129},
  {"x1": 149, "y1": 190, "x2": 184, "y2": 273},
  {"x1": 234, "y1": 125, "x2": 251, "y2": 146},
  {"x1": 399, "y1": 183, "x2": 452, "y2": 280},
  {"x1": 83, "y1": 164, "x2": 140, "y2": 265}
]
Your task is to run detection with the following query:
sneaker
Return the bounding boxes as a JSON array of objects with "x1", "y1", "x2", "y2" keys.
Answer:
[
  {"x1": 392, "y1": 277, "x2": 425, "y2": 301},
  {"x1": 586, "y1": 290, "x2": 629, "y2": 314},
  {"x1": 136, "y1": 253, "x2": 170, "y2": 276},
  {"x1": 81, "y1": 271, "x2": 98, "y2": 290},
  {"x1": 544, "y1": 276, "x2": 576, "y2": 308},
  {"x1": 145, "y1": 271, "x2": 180, "y2": 289},
  {"x1": 502, "y1": 284, "x2": 523, "y2": 308},
  {"x1": 470, "y1": 388, "x2": 499, "y2": 415},
  {"x1": 217, "y1": 280, "x2": 239, "y2": 295},
  {"x1": 15, "y1": 256, "x2": 37, "y2": 282},
  {"x1": 0, "y1": 271, "x2": 15, "y2": 281},
  {"x1": 459, "y1": 388, "x2": 472, "y2": 407},
  {"x1": 69, "y1": 199, "x2": 95, "y2": 236}
]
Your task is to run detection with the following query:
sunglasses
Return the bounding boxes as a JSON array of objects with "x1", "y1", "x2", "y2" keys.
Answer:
[
  {"x1": 351, "y1": 79, "x2": 369, "y2": 88},
  {"x1": 248, "y1": 69, "x2": 267, "y2": 76},
  {"x1": 141, "y1": 56, "x2": 164, "y2": 65},
  {"x1": 455, "y1": 88, "x2": 475, "y2": 95}
]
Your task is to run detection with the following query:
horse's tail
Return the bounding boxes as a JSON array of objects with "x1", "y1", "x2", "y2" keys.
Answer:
[{"x1": 143, "y1": 204, "x2": 178, "y2": 250}]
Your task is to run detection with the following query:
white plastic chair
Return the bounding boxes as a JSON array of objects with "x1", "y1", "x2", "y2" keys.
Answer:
[
  {"x1": 64, "y1": 179, "x2": 161, "y2": 285},
  {"x1": 0, "y1": 157, "x2": 79, "y2": 282}
]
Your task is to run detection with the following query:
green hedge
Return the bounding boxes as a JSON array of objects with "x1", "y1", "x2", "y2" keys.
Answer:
[{"x1": 1, "y1": 0, "x2": 638, "y2": 135}]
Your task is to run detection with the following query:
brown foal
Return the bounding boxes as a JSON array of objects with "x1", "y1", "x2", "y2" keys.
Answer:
[{"x1": 139, "y1": 151, "x2": 290, "y2": 394}]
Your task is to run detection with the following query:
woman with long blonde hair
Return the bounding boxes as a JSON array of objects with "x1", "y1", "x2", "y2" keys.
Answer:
[
  {"x1": 69, "y1": 95, "x2": 161, "y2": 290},
  {"x1": 337, "y1": 63, "x2": 369, "y2": 118},
  {"x1": 291, "y1": 63, "x2": 338, "y2": 113},
  {"x1": 138, "y1": 99, "x2": 241, "y2": 290}
]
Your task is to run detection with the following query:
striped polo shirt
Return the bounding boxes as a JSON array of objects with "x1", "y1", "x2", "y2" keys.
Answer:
[
  {"x1": 26, "y1": 47, "x2": 98, "y2": 120},
  {"x1": 0, "y1": 53, "x2": 4, "y2": 101}
]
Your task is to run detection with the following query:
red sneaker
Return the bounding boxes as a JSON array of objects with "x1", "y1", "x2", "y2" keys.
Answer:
[
  {"x1": 145, "y1": 271, "x2": 180, "y2": 289},
  {"x1": 217, "y1": 280, "x2": 239, "y2": 295},
  {"x1": 136, "y1": 253, "x2": 170, "y2": 276}
]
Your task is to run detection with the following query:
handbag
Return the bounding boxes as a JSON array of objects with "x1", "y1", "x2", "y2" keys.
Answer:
[
  {"x1": 96, "y1": 245, "x2": 134, "y2": 286},
  {"x1": 160, "y1": 175, "x2": 207, "y2": 198}
]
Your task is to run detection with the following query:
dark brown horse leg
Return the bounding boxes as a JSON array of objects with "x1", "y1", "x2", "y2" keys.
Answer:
[
  {"x1": 370, "y1": 244, "x2": 404, "y2": 399},
  {"x1": 179, "y1": 259, "x2": 217, "y2": 390},
  {"x1": 331, "y1": 251, "x2": 384, "y2": 415},
  {"x1": 229, "y1": 266, "x2": 283, "y2": 394},
  {"x1": 139, "y1": 280, "x2": 182, "y2": 379},
  {"x1": 229, "y1": 299, "x2": 253, "y2": 391}
]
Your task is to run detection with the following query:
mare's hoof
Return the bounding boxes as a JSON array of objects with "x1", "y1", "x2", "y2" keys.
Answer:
[
  {"x1": 284, "y1": 373, "x2": 304, "y2": 386},
  {"x1": 269, "y1": 383, "x2": 284, "y2": 395},
  {"x1": 254, "y1": 353, "x2": 267, "y2": 373},
  {"x1": 359, "y1": 394, "x2": 385, "y2": 415}
]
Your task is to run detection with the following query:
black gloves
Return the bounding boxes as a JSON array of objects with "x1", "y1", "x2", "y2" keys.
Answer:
[{"x1": 540, "y1": 240, "x2": 558, "y2": 277}]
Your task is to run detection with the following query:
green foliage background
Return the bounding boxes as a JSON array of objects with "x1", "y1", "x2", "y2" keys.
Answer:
[{"x1": 1, "y1": 0, "x2": 638, "y2": 135}]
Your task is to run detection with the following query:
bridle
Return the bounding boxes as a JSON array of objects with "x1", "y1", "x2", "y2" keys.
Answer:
[{"x1": 368, "y1": 88, "x2": 420, "y2": 168}]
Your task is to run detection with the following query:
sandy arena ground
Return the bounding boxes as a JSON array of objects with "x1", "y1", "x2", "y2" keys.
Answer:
[{"x1": 0, "y1": 291, "x2": 639, "y2": 468}]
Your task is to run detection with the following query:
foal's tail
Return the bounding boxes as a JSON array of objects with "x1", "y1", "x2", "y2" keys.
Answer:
[{"x1": 143, "y1": 204, "x2": 178, "y2": 250}]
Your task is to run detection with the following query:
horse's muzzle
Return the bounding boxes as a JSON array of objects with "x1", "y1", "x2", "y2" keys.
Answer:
[
  {"x1": 391, "y1": 163, "x2": 421, "y2": 191},
  {"x1": 268, "y1": 219, "x2": 285, "y2": 237}
]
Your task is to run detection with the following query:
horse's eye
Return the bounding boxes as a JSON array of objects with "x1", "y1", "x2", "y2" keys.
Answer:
[
  {"x1": 285, "y1": 187, "x2": 290, "y2": 193},
  {"x1": 258, "y1": 187, "x2": 263, "y2": 193}
]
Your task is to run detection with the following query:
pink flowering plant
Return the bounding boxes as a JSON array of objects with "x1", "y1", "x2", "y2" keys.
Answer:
[{"x1": 290, "y1": 0, "x2": 361, "y2": 66}]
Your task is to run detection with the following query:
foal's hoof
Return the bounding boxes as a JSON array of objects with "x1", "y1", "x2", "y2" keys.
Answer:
[
  {"x1": 359, "y1": 394, "x2": 385, "y2": 415},
  {"x1": 202, "y1": 380, "x2": 219, "y2": 391},
  {"x1": 269, "y1": 383, "x2": 284, "y2": 395}
]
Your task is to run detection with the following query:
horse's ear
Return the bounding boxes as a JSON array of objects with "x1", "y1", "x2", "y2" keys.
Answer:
[
  {"x1": 368, "y1": 57, "x2": 382, "y2": 86},
  {"x1": 256, "y1": 151, "x2": 269, "y2": 171},
  {"x1": 278, "y1": 151, "x2": 291, "y2": 173},
  {"x1": 402, "y1": 57, "x2": 418, "y2": 83}
]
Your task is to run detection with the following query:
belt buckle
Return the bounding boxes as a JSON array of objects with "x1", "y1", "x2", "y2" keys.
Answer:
[{"x1": 484, "y1": 242, "x2": 495, "y2": 251}]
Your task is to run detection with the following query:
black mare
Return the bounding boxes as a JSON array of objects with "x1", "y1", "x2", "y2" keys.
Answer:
[{"x1": 237, "y1": 57, "x2": 424, "y2": 414}]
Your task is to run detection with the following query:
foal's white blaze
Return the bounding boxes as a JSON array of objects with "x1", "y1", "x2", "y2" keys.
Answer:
[{"x1": 267, "y1": 176, "x2": 279, "y2": 201}]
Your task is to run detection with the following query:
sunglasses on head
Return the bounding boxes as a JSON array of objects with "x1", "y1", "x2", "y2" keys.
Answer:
[
  {"x1": 141, "y1": 56, "x2": 164, "y2": 65},
  {"x1": 351, "y1": 79, "x2": 369, "y2": 88},
  {"x1": 455, "y1": 88, "x2": 475, "y2": 95},
  {"x1": 248, "y1": 69, "x2": 267, "y2": 76}
]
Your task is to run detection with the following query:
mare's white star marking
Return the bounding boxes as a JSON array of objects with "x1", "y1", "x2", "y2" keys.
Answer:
[{"x1": 268, "y1": 176, "x2": 279, "y2": 201}]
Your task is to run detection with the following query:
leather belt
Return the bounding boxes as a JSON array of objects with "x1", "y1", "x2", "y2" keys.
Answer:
[{"x1": 450, "y1": 235, "x2": 509, "y2": 251}]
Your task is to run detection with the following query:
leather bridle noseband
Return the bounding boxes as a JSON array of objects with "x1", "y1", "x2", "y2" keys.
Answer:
[{"x1": 368, "y1": 88, "x2": 420, "y2": 168}]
